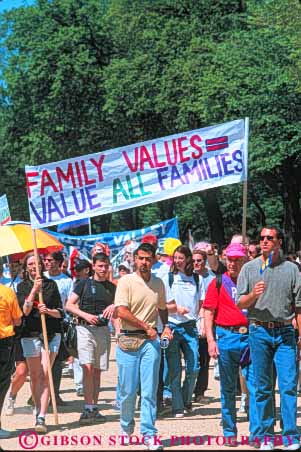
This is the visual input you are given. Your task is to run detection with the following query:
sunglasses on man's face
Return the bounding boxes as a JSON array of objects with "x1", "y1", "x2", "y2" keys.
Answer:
[{"x1": 259, "y1": 235, "x2": 275, "y2": 241}]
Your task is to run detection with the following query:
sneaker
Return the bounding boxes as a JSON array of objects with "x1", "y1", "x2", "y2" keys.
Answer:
[
  {"x1": 238, "y1": 400, "x2": 247, "y2": 413},
  {"x1": 213, "y1": 360, "x2": 220, "y2": 380},
  {"x1": 173, "y1": 411, "x2": 184, "y2": 418},
  {"x1": 194, "y1": 394, "x2": 208, "y2": 403},
  {"x1": 249, "y1": 440, "x2": 261, "y2": 449},
  {"x1": 224, "y1": 437, "x2": 238, "y2": 447},
  {"x1": 157, "y1": 405, "x2": 171, "y2": 417},
  {"x1": 163, "y1": 397, "x2": 172, "y2": 407},
  {"x1": 79, "y1": 408, "x2": 94, "y2": 425},
  {"x1": 92, "y1": 407, "x2": 106, "y2": 423},
  {"x1": 5, "y1": 397, "x2": 15, "y2": 416},
  {"x1": 143, "y1": 436, "x2": 164, "y2": 450},
  {"x1": 120, "y1": 431, "x2": 130, "y2": 446},
  {"x1": 112, "y1": 401, "x2": 120, "y2": 412},
  {"x1": 284, "y1": 444, "x2": 300, "y2": 451},
  {"x1": 35, "y1": 417, "x2": 47, "y2": 434},
  {"x1": 0, "y1": 428, "x2": 12, "y2": 439},
  {"x1": 62, "y1": 367, "x2": 73, "y2": 377},
  {"x1": 76, "y1": 388, "x2": 84, "y2": 397},
  {"x1": 260, "y1": 442, "x2": 274, "y2": 451},
  {"x1": 184, "y1": 404, "x2": 193, "y2": 414}
]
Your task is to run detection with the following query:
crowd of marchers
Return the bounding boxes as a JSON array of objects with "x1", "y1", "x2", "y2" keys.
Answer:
[{"x1": 0, "y1": 229, "x2": 301, "y2": 451}]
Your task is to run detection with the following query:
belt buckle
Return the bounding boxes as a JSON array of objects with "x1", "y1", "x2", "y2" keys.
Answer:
[
  {"x1": 268, "y1": 321, "x2": 275, "y2": 328},
  {"x1": 238, "y1": 326, "x2": 248, "y2": 334}
]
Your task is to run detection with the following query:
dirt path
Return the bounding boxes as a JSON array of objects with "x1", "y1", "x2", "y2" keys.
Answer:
[{"x1": 0, "y1": 339, "x2": 288, "y2": 451}]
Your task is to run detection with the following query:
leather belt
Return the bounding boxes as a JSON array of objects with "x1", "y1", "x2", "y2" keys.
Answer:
[
  {"x1": 121, "y1": 329, "x2": 146, "y2": 334},
  {"x1": 78, "y1": 319, "x2": 104, "y2": 327},
  {"x1": 120, "y1": 329, "x2": 157, "y2": 334},
  {"x1": 217, "y1": 325, "x2": 248, "y2": 334},
  {"x1": 251, "y1": 320, "x2": 292, "y2": 329},
  {"x1": 27, "y1": 331, "x2": 41, "y2": 337}
]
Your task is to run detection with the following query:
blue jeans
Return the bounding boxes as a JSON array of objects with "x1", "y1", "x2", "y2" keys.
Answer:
[
  {"x1": 117, "y1": 338, "x2": 161, "y2": 436},
  {"x1": 216, "y1": 326, "x2": 260, "y2": 439},
  {"x1": 166, "y1": 321, "x2": 199, "y2": 413},
  {"x1": 248, "y1": 323, "x2": 299, "y2": 446}
]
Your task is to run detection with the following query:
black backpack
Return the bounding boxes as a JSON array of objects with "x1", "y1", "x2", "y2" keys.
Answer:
[{"x1": 216, "y1": 273, "x2": 222, "y2": 294}]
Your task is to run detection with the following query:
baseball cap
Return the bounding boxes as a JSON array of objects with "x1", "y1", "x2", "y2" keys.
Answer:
[
  {"x1": 225, "y1": 243, "x2": 246, "y2": 258},
  {"x1": 74, "y1": 259, "x2": 91, "y2": 272},
  {"x1": 141, "y1": 234, "x2": 158, "y2": 246},
  {"x1": 92, "y1": 242, "x2": 110, "y2": 256},
  {"x1": 118, "y1": 261, "x2": 131, "y2": 271}
]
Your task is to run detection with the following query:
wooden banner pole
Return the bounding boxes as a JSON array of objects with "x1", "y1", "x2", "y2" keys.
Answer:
[
  {"x1": 242, "y1": 117, "x2": 249, "y2": 244},
  {"x1": 31, "y1": 228, "x2": 59, "y2": 425}
]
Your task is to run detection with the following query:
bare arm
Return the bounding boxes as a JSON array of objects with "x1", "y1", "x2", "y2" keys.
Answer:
[
  {"x1": 206, "y1": 244, "x2": 219, "y2": 272},
  {"x1": 204, "y1": 308, "x2": 219, "y2": 359},
  {"x1": 66, "y1": 292, "x2": 99, "y2": 326},
  {"x1": 116, "y1": 306, "x2": 157, "y2": 340},
  {"x1": 166, "y1": 300, "x2": 177, "y2": 314},
  {"x1": 237, "y1": 281, "x2": 265, "y2": 309},
  {"x1": 158, "y1": 308, "x2": 173, "y2": 341},
  {"x1": 296, "y1": 308, "x2": 301, "y2": 359},
  {"x1": 166, "y1": 299, "x2": 190, "y2": 316}
]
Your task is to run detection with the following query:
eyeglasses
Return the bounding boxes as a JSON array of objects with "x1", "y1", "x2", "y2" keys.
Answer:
[
  {"x1": 192, "y1": 259, "x2": 202, "y2": 263},
  {"x1": 259, "y1": 235, "x2": 275, "y2": 241},
  {"x1": 43, "y1": 258, "x2": 54, "y2": 262}
]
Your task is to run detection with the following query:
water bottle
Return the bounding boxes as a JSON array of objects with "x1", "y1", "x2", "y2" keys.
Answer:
[
  {"x1": 160, "y1": 336, "x2": 170, "y2": 349},
  {"x1": 97, "y1": 313, "x2": 108, "y2": 326}
]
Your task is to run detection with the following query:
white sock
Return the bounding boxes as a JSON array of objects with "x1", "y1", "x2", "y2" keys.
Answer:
[
  {"x1": 85, "y1": 404, "x2": 93, "y2": 411},
  {"x1": 241, "y1": 393, "x2": 247, "y2": 402}
]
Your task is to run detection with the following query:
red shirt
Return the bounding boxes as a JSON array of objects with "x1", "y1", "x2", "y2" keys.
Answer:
[{"x1": 203, "y1": 273, "x2": 248, "y2": 327}]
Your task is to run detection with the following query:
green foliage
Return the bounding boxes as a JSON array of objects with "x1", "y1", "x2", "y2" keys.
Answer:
[{"x1": 0, "y1": 0, "x2": 300, "y2": 248}]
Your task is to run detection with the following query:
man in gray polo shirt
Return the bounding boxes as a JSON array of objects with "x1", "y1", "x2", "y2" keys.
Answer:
[{"x1": 237, "y1": 226, "x2": 301, "y2": 451}]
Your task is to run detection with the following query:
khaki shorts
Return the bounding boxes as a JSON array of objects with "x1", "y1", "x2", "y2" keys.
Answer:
[{"x1": 76, "y1": 325, "x2": 111, "y2": 370}]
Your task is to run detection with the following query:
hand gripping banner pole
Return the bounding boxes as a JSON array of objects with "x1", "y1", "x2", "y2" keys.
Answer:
[{"x1": 31, "y1": 227, "x2": 59, "y2": 425}]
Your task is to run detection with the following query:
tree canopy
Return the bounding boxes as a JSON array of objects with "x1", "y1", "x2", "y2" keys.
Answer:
[{"x1": 0, "y1": 0, "x2": 300, "y2": 250}]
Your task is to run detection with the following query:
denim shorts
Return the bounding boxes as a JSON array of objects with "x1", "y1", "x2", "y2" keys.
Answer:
[{"x1": 21, "y1": 333, "x2": 61, "y2": 358}]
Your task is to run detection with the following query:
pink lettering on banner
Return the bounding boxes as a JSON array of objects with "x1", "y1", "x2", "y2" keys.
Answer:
[
  {"x1": 26, "y1": 171, "x2": 39, "y2": 198},
  {"x1": 90, "y1": 155, "x2": 105, "y2": 182},
  {"x1": 56, "y1": 163, "x2": 77, "y2": 191},
  {"x1": 40, "y1": 169, "x2": 59, "y2": 196},
  {"x1": 122, "y1": 134, "x2": 204, "y2": 174}
]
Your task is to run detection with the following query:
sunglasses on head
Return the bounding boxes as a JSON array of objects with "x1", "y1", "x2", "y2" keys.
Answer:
[{"x1": 259, "y1": 235, "x2": 275, "y2": 241}]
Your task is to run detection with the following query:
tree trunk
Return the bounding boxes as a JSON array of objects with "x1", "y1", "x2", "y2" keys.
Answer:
[
  {"x1": 282, "y1": 162, "x2": 301, "y2": 252},
  {"x1": 199, "y1": 188, "x2": 225, "y2": 245}
]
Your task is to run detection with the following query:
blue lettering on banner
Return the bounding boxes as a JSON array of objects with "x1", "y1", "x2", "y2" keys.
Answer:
[{"x1": 46, "y1": 217, "x2": 179, "y2": 255}]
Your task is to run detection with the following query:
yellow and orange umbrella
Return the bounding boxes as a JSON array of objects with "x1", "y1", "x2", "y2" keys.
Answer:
[{"x1": 0, "y1": 223, "x2": 63, "y2": 258}]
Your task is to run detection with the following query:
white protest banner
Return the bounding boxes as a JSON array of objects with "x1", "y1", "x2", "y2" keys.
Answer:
[
  {"x1": 0, "y1": 194, "x2": 11, "y2": 225},
  {"x1": 25, "y1": 119, "x2": 248, "y2": 229}
]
